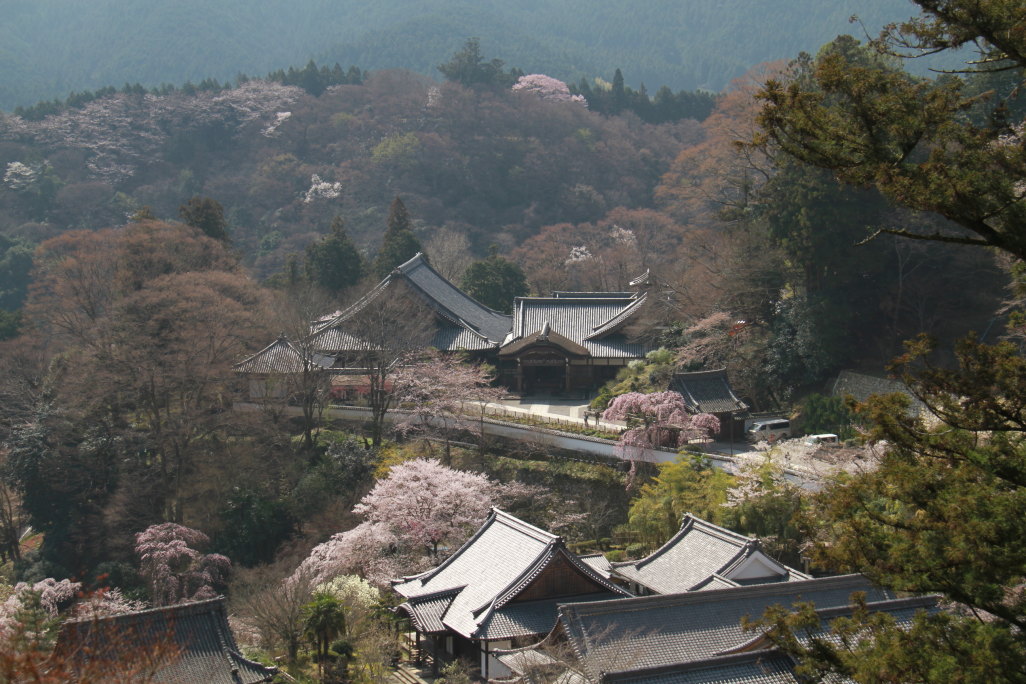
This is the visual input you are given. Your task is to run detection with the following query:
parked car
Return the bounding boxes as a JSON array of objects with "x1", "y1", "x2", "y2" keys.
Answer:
[
  {"x1": 804, "y1": 433, "x2": 839, "y2": 446},
  {"x1": 747, "y1": 419, "x2": 790, "y2": 442}
]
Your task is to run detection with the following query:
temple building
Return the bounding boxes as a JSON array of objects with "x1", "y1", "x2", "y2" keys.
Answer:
[
  {"x1": 237, "y1": 253, "x2": 656, "y2": 396},
  {"x1": 497, "y1": 292, "x2": 651, "y2": 395},
  {"x1": 392, "y1": 508, "x2": 630, "y2": 679},
  {"x1": 608, "y1": 513, "x2": 809, "y2": 596},
  {"x1": 52, "y1": 597, "x2": 277, "y2": 683},
  {"x1": 496, "y1": 575, "x2": 937, "y2": 683}
]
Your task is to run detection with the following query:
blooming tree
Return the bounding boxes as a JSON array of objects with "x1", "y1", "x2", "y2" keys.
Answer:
[
  {"x1": 293, "y1": 459, "x2": 498, "y2": 587},
  {"x1": 302, "y1": 174, "x2": 343, "y2": 203},
  {"x1": 603, "y1": 391, "x2": 720, "y2": 458},
  {"x1": 391, "y1": 351, "x2": 504, "y2": 461},
  {"x1": 134, "y1": 523, "x2": 231, "y2": 606},
  {"x1": 512, "y1": 74, "x2": 587, "y2": 105},
  {"x1": 0, "y1": 578, "x2": 80, "y2": 640},
  {"x1": 353, "y1": 459, "x2": 494, "y2": 557}
]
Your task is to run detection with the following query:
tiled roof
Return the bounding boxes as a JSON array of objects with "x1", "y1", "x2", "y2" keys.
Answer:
[
  {"x1": 505, "y1": 296, "x2": 649, "y2": 358},
  {"x1": 479, "y1": 592, "x2": 623, "y2": 640},
  {"x1": 669, "y1": 370, "x2": 749, "y2": 414},
  {"x1": 314, "y1": 253, "x2": 511, "y2": 354},
  {"x1": 610, "y1": 515, "x2": 807, "y2": 595},
  {"x1": 578, "y1": 554, "x2": 614, "y2": 580},
  {"x1": 393, "y1": 509, "x2": 629, "y2": 640},
  {"x1": 234, "y1": 336, "x2": 325, "y2": 373},
  {"x1": 398, "y1": 254, "x2": 512, "y2": 345},
  {"x1": 557, "y1": 574, "x2": 896, "y2": 682},
  {"x1": 52, "y1": 597, "x2": 276, "y2": 684},
  {"x1": 832, "y1": 370, "x2": 927, "y2": 414},
  {"x1": 601, "y1": 652, "x2": 802, "y2": 684}
]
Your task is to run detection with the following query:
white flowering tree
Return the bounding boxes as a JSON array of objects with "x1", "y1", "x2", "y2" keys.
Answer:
[
  {"x1": 512, "y1": 74, "x2": 587, "y2": 105},
  {"x1": 391, "y1": 351, "x2": 504, "y2": 462},
  {"x1": 294, "y1": 459, "x2": 497, "y2": 586}
]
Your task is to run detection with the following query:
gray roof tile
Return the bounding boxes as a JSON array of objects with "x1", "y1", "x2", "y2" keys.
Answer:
[
  {"x1": 602, "y1": 652, "x2": 802, "y2": 684},
  {"x1": 234, "y1": 336, "x2": 324, "y2": 373},
  {"x1": 610, "y1": 515, "x2": 805, "y2": 595},
  {"x1": 558, "y1": 574, "x2": 897, "y2": 680},
  {"x1": 394, "y1": 509, "x2": 628, "y2": 640},
  {"x1": 669, "y1": 370, "x2": 748, "y2": 414},
  {"x1": 506, "y1": 297, "x2": 649, "y2": 358},
  {"x1": 53, "y1": 597, "x2": 276, "y2": 684}
]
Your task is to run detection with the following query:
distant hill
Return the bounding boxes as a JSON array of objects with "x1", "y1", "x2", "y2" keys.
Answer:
[{"x1": 1, "y1": 0, "x2": 944, "y2": 111}]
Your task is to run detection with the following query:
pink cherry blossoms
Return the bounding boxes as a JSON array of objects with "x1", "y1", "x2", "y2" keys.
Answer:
[
  {"x1": 134, "y1": 522, "x2": 231, "y2": 606},
  {"x1": 294, "y1": 458, "x2": 497, "y2": 587},
  {"x1": 512, "y1": 74, "x2": 587, "y2": 105},
  {"x1": 602, "y1": 391, "x2": 719, "y2": 457}
]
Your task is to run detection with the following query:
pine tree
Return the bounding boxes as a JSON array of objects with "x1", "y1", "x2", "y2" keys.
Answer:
[
  {"x1": 304, "y1": 216, "x2": 364, "y2": 295},
  {"x1": 373, "y1": 197, "x2": 423, "y2": 279}
]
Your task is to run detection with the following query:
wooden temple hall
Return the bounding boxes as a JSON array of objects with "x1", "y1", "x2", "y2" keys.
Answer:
[{"x1": 236, "y1": 253, "x2": 656, "y2": 396}]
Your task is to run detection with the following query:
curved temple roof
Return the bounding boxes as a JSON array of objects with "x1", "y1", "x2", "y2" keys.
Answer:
[{"x1": 393, "y1": 508, "x2": 629, "y2": 640}]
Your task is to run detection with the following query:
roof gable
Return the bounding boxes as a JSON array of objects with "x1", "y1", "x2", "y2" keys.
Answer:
[
  {"x1": 52, "y1": 597, "x2": 276, "y2": 684},
  {"x1": 669, "y1": 370, "x2": 749, "y2": 414},
  {"x1": 506, "y1": 296, "x2": 648, "y2": 358},
  {"x1": 610, "y1": 515, "x2": 804, "y2": 595},
  {"x1": 394, "y1": 509, "x2": 627, "y2": 640}
]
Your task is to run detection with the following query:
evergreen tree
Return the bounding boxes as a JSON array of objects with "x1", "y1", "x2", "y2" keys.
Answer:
[
  {"x1": 460, "y1": 251, "x2": 528, "y2": 313},
  {"x1": 304, "y1": 217, "x2": 364, "y2": 295},
  {"x1": 373, "y1": 197, "x2": 423, "y2": 279},
  {"x1": 178, "y1": 196, "x2": 229, "y2": 242}
]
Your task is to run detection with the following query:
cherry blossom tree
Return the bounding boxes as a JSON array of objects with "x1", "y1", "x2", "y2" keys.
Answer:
[
  {"x1": 391, "y1": 351, "x2": 504, "y2": 462},
  {"x1": 602, "y1": 391, "x2": 719, "y2": 458},
  {"x1": 134, "y1": 523, "x2": 231, "y2": 606},
  {"x1": 293, "y1": 459, "x2": 498, "y2": 587},
  {"x1": 512, "y1": 74, "x2": 587, "y2": 105},
  {"x1": 354, "y1": 459, "x2": 494, "y2": 558},
  {"x1": 0, "y1": 578, "x2": 80, "y2": 640}
]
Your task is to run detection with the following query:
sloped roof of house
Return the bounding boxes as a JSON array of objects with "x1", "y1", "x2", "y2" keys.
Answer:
[
  {"x1": 52, "y1": 597, "x2": 276, "y2": 684},
  {"x1": 315, "y1": 253, "x2": 512, "y2": 353},
  {"x1": 669, "y1": 370, "x2": 749, "y2": 415},
  {"x1": 503, "y1": 295, "x2": 649, "y2": 359},
  {"x1": 610, "y1": 515, "x2": 809, "y2": 595},
  {"x1": 832, "y1": 370, "x2": 927, "y2": 414},
  {"x1": 393, "y1": 509, "x2": 629, "y2": 640},
  {"x1": 600, "y1": 651, "x2": 802, "y2": 684},
  {"x1": 234, "y1": 335, "x2": 327, "y2": 374},
  {"x1": 556, "y1": 574, "x2": 909, "y2": 683}
]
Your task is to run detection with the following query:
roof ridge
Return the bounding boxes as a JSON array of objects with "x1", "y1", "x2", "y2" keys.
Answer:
[
  {"x1": 61, "y1": 596, "x2": 227, "y2": 626},
  {"x1": 492, "y1": 508, "x2": 561, "y2": 542},
  {"x1": 563, "y1": 574, "x2": 875, "y2": 615},
  {"x1": 715, "y1": 594, "x2": 939, "y2": 656}
]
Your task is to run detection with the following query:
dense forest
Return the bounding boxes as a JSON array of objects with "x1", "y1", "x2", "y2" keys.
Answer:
[{"x1": 0, "y1": 0, "x2": 948, "y2": 111}]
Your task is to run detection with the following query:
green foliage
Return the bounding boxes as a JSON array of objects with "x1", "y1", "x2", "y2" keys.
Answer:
[
  {"x1": 304, "y1": 217, "x2": 364, "y2": 295},
  {"x1": 591, "y1": 348, "x2": 676, "y2": 409},
  {"x1": 0, "y1": 309, "x2": 21, "y2": 341},
  {"x1": 626, "y1": 454, "x2": 734, "y2": 547},
  {"x1": 460, "y1": 252, "x2": 528, "y2": 313},
  {"x1": 438, "y1": 38, "x2": 520, "y2": 90},
  {"x1": 179, "y1": 196, "x2": 229, "y2": 242},
  {"x1": 0, "y1": 235, "x2": 34, "y2": 311},
  {"x1": 214, "y1": 488, "x2": 296, "y2": 567},
  {"x1": 800, "y1": 393, "x2": 854, "y2": 439},
  {"x1": 720, "y1": 459, "x2": 806, "y2": 566},
  {"x1": 287, "y1": 436, "x2": 375, "y2": 522},
  {"x1": 303, "y1": 591, "x2": 346, "y2": 663},
  {"x1": 372, "y1": 197, "x2": 422, "y2": 279}
]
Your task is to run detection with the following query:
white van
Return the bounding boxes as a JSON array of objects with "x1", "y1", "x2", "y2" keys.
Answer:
[
  {"x1": 747, "y1": 419, "x2": 790, "y2": 442},
  {"x1": 804, "y1": 433, "x2": 839, "y2": 446}
]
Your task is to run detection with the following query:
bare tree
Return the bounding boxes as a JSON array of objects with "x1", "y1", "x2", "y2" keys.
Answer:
[{"x1": 331, "y1": 290, "x2": 433, "y2": 446}]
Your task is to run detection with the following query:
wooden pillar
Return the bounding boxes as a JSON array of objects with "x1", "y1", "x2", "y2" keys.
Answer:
[
  {"x1": 415, "y1": 632, "x2": 421, "y2": 665},
  {"x1": 432, "y1": 636, "x2": 440, "y2": 676}
]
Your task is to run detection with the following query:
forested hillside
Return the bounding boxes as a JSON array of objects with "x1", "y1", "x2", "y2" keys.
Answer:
[{"x1": 0, "y1": 0, "x2": 933, "y2": 111}]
